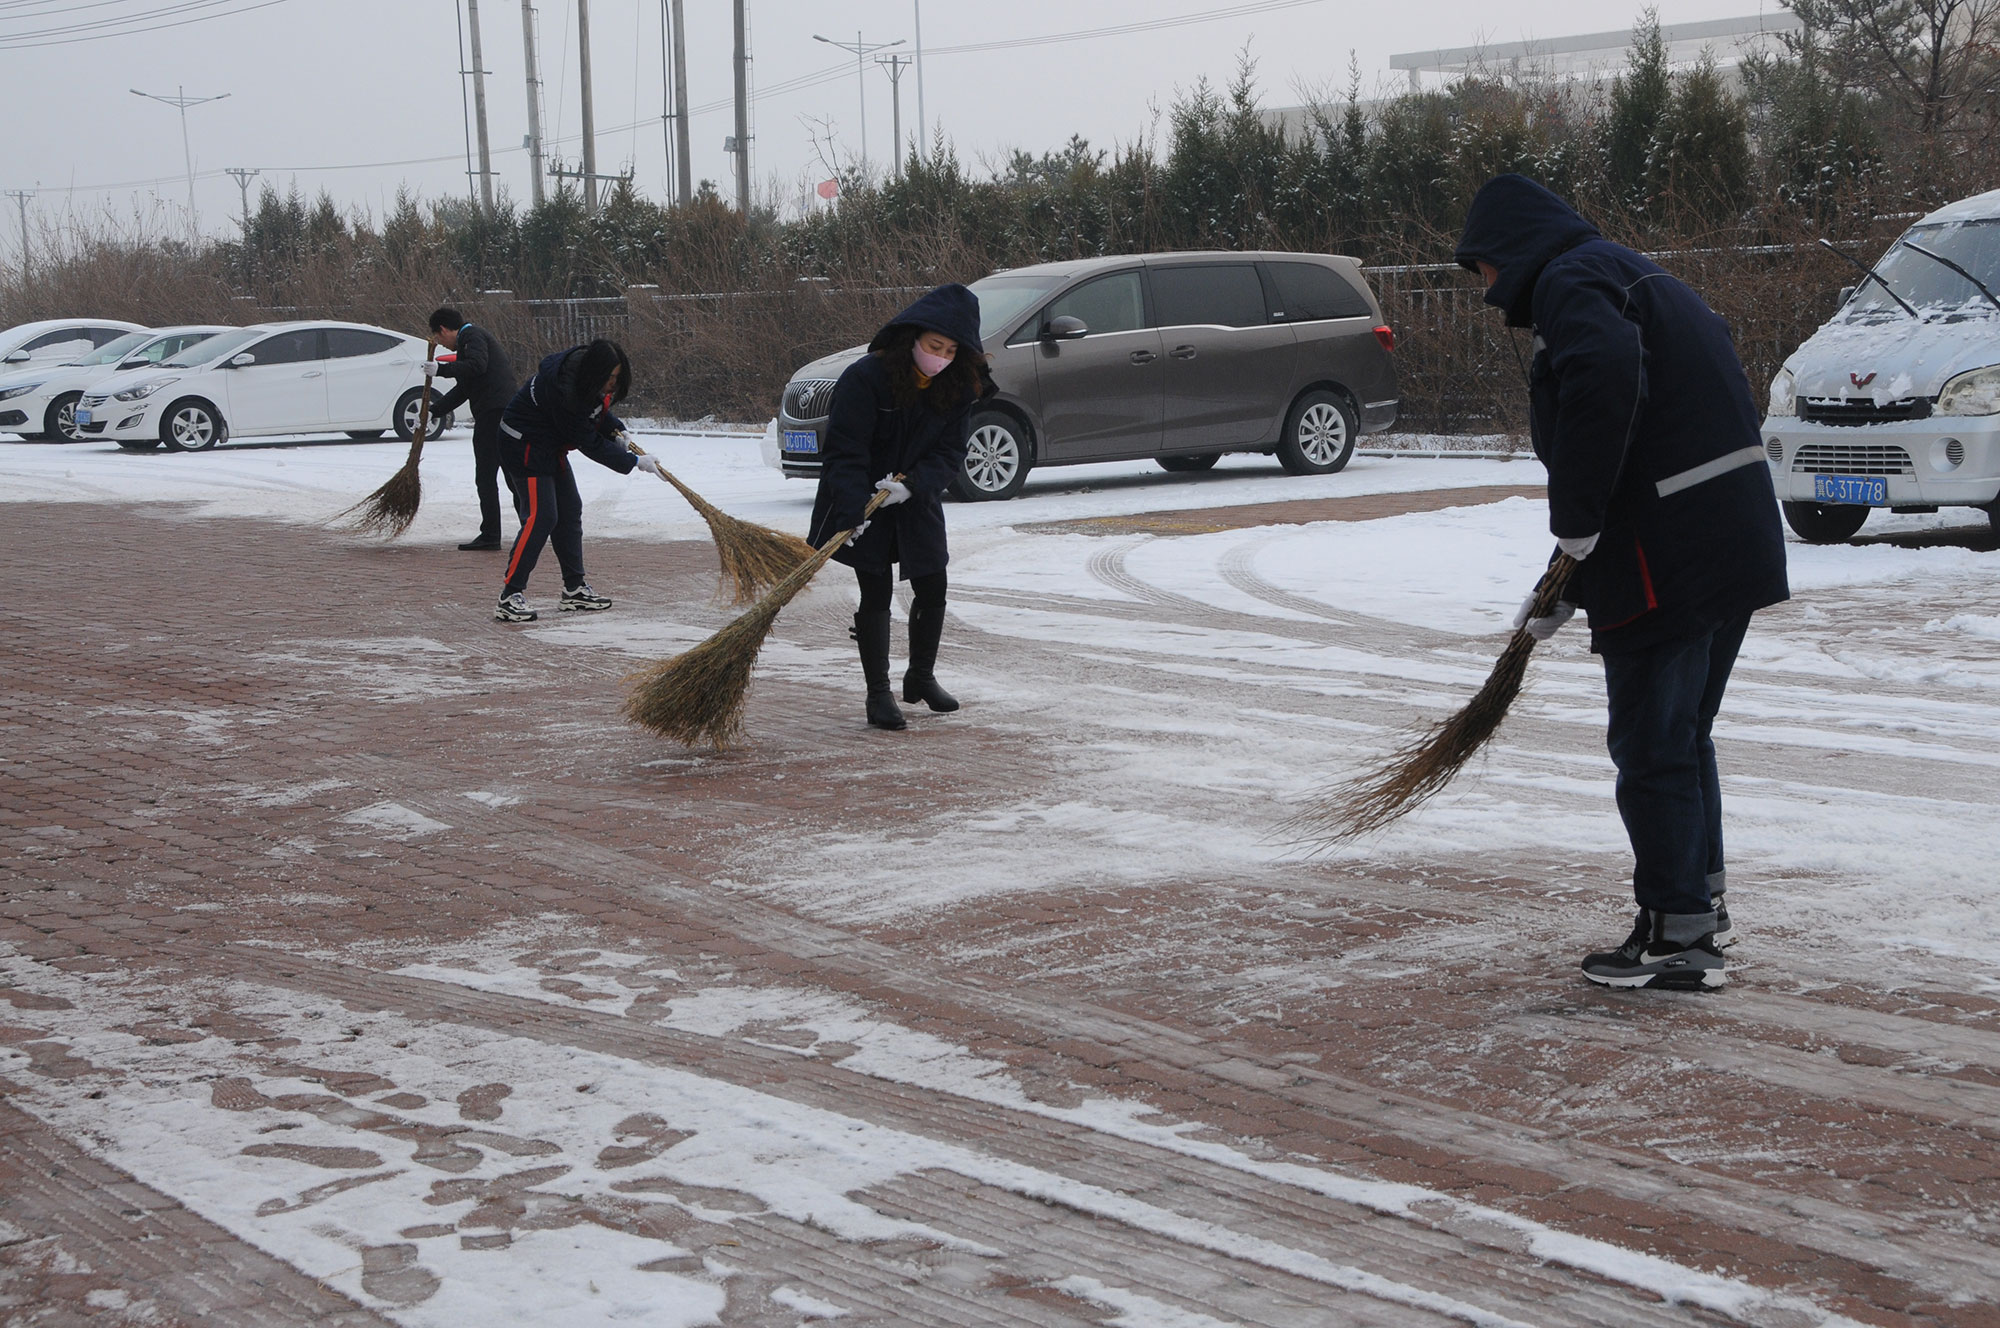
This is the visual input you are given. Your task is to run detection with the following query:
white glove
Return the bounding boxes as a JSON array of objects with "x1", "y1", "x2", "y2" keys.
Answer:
[
  {"x1": 845, "y1": 519, "x2": 871, "y2": 546},
  {"x1": 1512, "y1": 595, "x2": 1576, "y2": 642},
  {"x1": 874, "y1": 476, "x2": 911, "y2": 506},
  {"x1": 1557, "y1": 532, "x2": 1599, "y2": 561},
  {"x1": 421, "y1": 360, "x2": 441, "y2": 377},
  {"x1": 633, "y1": 453, "x2": 664, "y2": 478}
]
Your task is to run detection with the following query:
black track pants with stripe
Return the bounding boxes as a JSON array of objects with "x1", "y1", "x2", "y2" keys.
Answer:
[{"x1": 501, "y1": 462, "x2": 587, "y2": 598}]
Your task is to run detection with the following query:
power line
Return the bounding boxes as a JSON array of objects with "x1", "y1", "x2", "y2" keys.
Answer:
[{"x1": 0, "y1": 0, "x2": 293, "y2": 49}]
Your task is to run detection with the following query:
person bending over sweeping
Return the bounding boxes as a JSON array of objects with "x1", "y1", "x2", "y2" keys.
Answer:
[
  {"x1": 808, "y1": 283, "x2": 995, "y2": 730},
  {"x1": 1454, "y1": 174, "x2": 1788, "y2": 990},
  {"x1": 493, "y1": 338, "x2": 664, "y2": 623},
  {"x1": 425, "y1": 307, "x2": 524, "y2": 552}
]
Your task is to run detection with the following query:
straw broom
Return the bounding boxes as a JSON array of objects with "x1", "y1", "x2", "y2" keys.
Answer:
[
  {"x1": 338, "y1": 337, "x2": 438, "y2": 538},
  {"x1": 620, "y1": 435, "x2": 815, "y2": 602},
  {"x1": 1280, "y1": 552, "x2": 1579, "y2": 852},
  {"x1": 622, "y1": 483, "x2": 898, "y2": 750}
]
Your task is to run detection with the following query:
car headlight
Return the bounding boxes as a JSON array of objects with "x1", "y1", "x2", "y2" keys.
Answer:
[
  {"x1": 1937, "y1": 364, "x2": 2000, "y2": 416},
  {"x1": 1767, "y1": 369, "x2": 1795, "y2": 418},
  {"x1": 113, "y1": 376, "x2": 180, "y2": 402},
  {"x1": 0, "y1": 381, "x2": 44, "y2": 401}
]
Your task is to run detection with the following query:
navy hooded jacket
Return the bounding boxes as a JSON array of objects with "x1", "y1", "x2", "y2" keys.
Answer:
[
  {"x1": 809, "y1": 284, "x2": 991, "y2": 580},
  {"x1": 1454, "y1": 175, "x2": 1788, "y2": 652},
  {"x1": 499, "y1": 346, "x2": 637, "y2": 478}
]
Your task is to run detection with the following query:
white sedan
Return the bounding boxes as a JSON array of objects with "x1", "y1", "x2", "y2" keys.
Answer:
[
  {"x1": 0, "y1": 326, "x2": 230, "y2": 441},
  {"x1": 82, "y1": 320, "x2": 454, "y2": 452}
]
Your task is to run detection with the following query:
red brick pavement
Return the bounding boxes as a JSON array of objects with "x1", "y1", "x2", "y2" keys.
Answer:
[{"x1": 3, "y1": 500, "x2": 1998, "y2": 1325}]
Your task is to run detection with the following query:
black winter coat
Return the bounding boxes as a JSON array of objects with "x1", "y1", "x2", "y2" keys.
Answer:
[
  {"x1": 1455, "y1": 175, "x2": 1788, "y2": 653},
  {"x1": 808, "y1": 353, "x2": 974, "y2": 580},
  {"x1": 499, "y1": 347, "x2": 636, "y2": 478},
  {"x1": 433, "y1": 322, "x2": 518, "y2": 417}
]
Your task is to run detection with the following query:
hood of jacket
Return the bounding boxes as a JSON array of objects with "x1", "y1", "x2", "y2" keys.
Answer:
[
  {"x1": 1454, "y1": 174, "x2": 1602, "y2": 328},
  {"x1": 869, "y1": 282, "x2": 984, "y2": 355}
]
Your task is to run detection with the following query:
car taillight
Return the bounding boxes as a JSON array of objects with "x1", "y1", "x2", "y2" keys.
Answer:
[{"x1": 1373, "y1": 325, "x2": 1396, "y2": 352}]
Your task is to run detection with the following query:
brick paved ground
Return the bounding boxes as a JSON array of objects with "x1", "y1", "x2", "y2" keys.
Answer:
[{"x1": 4, "y1": 497, "x2": 1998, "y2": 1326}]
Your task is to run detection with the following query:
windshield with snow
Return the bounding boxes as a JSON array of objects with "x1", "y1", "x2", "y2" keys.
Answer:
[
  {"x1": 71, "y1": 332, "x2": 153, "y2": 366},
  {"x1": 1849, "y1": 218, "x2": 2000, "y2": 319}
]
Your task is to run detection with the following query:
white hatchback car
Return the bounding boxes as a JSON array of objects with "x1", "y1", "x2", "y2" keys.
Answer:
[
  {"x1": 84, "y1": 321, "x2": 451, "y2": 452},
  {"x1": 1, "y1": 326, "x2": 229, "y2": 441}
]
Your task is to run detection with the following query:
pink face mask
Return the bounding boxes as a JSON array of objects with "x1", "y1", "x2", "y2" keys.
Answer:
[{"x1": 913, "y1": 344, "x2": 955, "y2": 378}]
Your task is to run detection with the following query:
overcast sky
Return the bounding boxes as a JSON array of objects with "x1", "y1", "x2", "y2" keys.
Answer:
[{"x1": 3, "y1": 0, "x2": 1786, "y2": 257}]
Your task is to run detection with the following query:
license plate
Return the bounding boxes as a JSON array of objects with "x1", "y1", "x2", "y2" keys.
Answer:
[
  {"x1": 782, "y1": 429, "x2": 819, "y2": 455},
  {"x1": 1812, "y1": 473, "x2": 1888, "y2": 505},
  {"x1": 74, "y1": 409, "x2": 91, "y2": 425}
]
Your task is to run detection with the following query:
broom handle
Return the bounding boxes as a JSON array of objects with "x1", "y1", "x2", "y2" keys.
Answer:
[
  {"x1": 620, "y1": 432, "x2": 897, "y2": 554},
  {"x1": 410, "y1": 336, "x2": 438, "y2": 452},
  {"x1": 1519, "y1": 552, "x2": 1579, "y2": 630}
]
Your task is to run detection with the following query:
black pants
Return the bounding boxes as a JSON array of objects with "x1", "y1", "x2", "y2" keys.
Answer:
[
  {"x1": 855, "y1": 567, "x2": 946, "y2": 613},
  {"x1": 502, "y1": 462, "x2": 587, "y2": 598},
  {"x1": 1601, "y1": 611, "x2": 1752, "y2": 918},
  {"x1": 470, "y1": 408, "x2": 522, "y2": 542}
]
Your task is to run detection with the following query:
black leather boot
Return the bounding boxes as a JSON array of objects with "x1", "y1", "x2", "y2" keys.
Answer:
[
  {"x1": 854, "y1": 611, "x2": 906, "y2": 730},
  {"x1": 901, "y1": 603, "x2": 959, "y2": 712}
]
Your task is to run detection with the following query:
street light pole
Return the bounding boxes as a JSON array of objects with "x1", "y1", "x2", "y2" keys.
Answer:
[
  {"x1": 130, "y1": 85, "x2": 230, "y2": 237},
  {"x1": 914, "y1": 0, "x2": 926, "y2": 164},
  {"x1": 813, "y1": 31, "x2": 902, "y2": 180}
]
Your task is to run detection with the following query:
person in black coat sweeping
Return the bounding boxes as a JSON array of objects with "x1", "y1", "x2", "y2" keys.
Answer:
[
  {"x1": 1454, "y1": 174, "x2": 1789, "y2": 990},
  {"x1": 426, "y1": 308, "x2": 523, "y2": 551},
  {"x1": 808, "y1": 283, "x2": 995, "y2": 730},
  {"x1": 492, "y1": 338, "x2": 665, "y2": 623}
]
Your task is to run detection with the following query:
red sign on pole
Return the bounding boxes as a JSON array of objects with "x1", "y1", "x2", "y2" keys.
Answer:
[{"x1": 816, "y1": 179, "x2": 839, "y2": 200}]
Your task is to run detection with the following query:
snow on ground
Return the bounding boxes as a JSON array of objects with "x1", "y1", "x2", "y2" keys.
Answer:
[{"x1": 8, "y1": 428, "x2": 2000, "y2": 986}]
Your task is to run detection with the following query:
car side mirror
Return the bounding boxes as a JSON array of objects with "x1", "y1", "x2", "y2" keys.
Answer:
[
  {"x1": 1, "y1": 351, "x2": 27, "y2": 363},
  {"x1": 230, "y1": 352, "x2": 256, "y2": 367},
  {"x1": 1043, "y1": 315, "x2": 1088, "y2": 341},
  {"x1": 1838, "y1": 285, "x2": 1855, "y2": 307}
]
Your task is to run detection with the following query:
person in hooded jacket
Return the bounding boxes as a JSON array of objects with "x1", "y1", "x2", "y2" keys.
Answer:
[
  {"x1": 492, "y1": 338, "x2": 665, "y2": 622},
  {"x1": 808, "y1": 283, "x2": 995, "y2": 730},
  {"x1": 1454, "y1": 174, "x2": 1789, "y2": 990}
]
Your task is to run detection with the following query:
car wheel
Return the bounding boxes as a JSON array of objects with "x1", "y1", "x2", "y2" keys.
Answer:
[
  {"x1": 1277, "y1": 390, "x2": 1357, "y2": 475},
  {"x1": 346, "y1": 429, "x2": 386, "y2": 440},
  {"x1": 117, "y1": 439, "x2": 161, "y2": 452},
  {"x1": 44, "y1": 392, "x2": 84, "y2": 442},
  {"x1": 393, "y1": 387, "x2": 447, "y2": 441},
  {"x1": 950, "y1": 411, "x2": 1031, "y2": 501},
  {"x1": 160, "y1": 399, "x2": 225, "y2": 452},
  {"x1": 1157, "y1": 453, "x2": 1220, "y2": 473},
  {"x1": 1781, "y1": 500, "x2": 1870, "y2": 543}
]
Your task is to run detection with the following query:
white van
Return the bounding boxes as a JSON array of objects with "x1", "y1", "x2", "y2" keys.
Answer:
[{"x1": 1763, "y1": 188, "x2": 2000, "y2": 541}]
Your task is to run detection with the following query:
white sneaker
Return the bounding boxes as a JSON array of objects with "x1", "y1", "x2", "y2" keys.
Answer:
[{"x1": 494, "y1": 593, "x2": 538, "y2": 622}]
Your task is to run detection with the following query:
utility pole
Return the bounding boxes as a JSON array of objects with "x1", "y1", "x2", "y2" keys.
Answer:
[
  {"x1": 671, "y1": 0, "x2": 691, "y2": 204},
  {"x1": 730, "y1": 0, "x2": 751, "y2": 214},
  {"x1": 876, "y1": 53, "x2": 912, "y2": 178},
  {"x1": 466, "y1": 0, "x2": 495, "y2": 209},
  {"x1": 814, "y1": 30, "x2": 903, "y2": 181},
  {"x1": 4, "y1": 189, "x2": 30, "y2": 275},
  {"x1": 577, "y1": 0, "x2": 598, "y2": 211},
  {"x1": 520, "y1": 0, "x2": 546, "y2": 206},
  {"x1": 914, "y1": 0, "x2": 927, "y2": 164},
  {"x1": 130, "y1": 85, "x2": 229, "y2": 238},
  {"x1": 223, "y1": 167, "x2": 260, "y2": 234}
]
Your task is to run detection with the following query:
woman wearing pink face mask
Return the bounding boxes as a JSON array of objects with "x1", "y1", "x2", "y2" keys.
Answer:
[{"x1": 809, "y1": 282, "x2": 996, "y2": 730}]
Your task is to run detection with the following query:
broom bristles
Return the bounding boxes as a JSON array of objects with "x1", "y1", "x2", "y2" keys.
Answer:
[
  {"x1": 1279, "y1": 553, "x2": 1579, "y2": 852},
  {"x1": 623, "y1": 484, "x2": 894, "y2": 749},
  {"x1": 658, "y1": 468, "x2": 816, "y2": 602},
  {"x1": 335, "y1": 440, "x2": 424, "y2": 537}
]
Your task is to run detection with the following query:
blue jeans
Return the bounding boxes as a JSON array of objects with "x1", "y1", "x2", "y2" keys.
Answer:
[{"x1": 1601, "y1": 612, "x2": 1752, "y2": 918}]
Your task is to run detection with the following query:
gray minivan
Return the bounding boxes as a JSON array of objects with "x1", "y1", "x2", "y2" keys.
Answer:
[{"x1": 767, "y1": 251, "x2": 1399, "y2": 500}]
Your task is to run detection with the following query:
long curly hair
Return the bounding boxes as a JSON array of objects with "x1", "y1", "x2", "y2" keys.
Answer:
[{"x1": 873, "y1": 325, "x2": 989, "y2": 412}]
